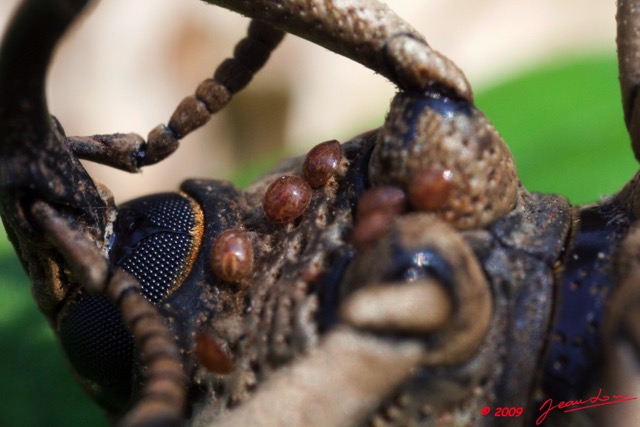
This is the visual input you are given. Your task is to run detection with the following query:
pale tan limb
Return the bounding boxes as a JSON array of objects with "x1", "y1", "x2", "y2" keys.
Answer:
[
  {"x1": 204, "y1": 327, "x2": 423, "y2": 427},
  {"x1": 205, "y1": 0, "x2": 472, "y2": 99}
]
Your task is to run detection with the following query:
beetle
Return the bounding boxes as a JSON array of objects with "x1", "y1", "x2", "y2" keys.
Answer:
[{"x1": 1, "y1": 1, "x2": 640, "y2": 427}]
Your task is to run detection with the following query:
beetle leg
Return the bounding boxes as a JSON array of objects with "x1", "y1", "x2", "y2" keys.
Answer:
[
  {"x1": 30, "y1": 200, "x2": 187, "y2": 427},
  {"x1": 204, "y1": 0, "x2": 471, "y2": 99},
  {"x1": 65, "y1": 132, "x2": 147, "y2": 173},
  {"x1": 106, "y1": 269, "x2": 186, "y2": 427},
  {"x1": 0, "y1": 0, "x2": 107, "y2": 242},
  {"x1": 62, "y1": 20, "x2": 285, "y2": 173},
  {"x1": 196, "y1": 327, "x2": 423, "y2": 427},
  {"x1": 340, "y1": 279, "x2": 453, "y2": 335},
  {"x1": 617, "y1": 0, "x2": 640, "y2": 160},
  {"x1": 30, "y1": 201, "x2": 108, "y2": 292}
]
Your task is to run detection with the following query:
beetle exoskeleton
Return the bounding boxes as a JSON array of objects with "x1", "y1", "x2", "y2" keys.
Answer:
[{"x1": 369, "y1": 90, "x2": 518, "y2": 229}]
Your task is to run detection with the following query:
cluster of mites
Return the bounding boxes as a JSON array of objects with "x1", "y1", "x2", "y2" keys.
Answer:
[{"x1": 196, "y1": 139, "x2": 454, "y2": 375}]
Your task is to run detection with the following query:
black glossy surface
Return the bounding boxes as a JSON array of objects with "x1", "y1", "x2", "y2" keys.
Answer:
[
  {"x1": 542, "y1": 202, "x2": 631, "y2": 401},
  {"x1": 401, "y1": 90, "x2": 473, "y2": 146}
]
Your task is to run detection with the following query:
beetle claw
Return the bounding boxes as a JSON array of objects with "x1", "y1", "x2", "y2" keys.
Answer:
[{"x1": 384, "y1": 34, "x2": 472, "y2": 100}]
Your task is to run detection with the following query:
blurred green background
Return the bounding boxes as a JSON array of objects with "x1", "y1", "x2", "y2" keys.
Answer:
[{"x1": 0, "y1": 54, "x2": 637, "y2": 427}]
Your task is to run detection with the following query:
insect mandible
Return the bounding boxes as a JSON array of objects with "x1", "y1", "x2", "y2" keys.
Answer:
[{"x1": 1, "y1": 1, "x2": 640, "y2": 426}]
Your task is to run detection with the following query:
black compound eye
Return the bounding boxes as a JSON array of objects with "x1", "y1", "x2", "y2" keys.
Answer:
[
  {"x1": 110, "y1": 193, "x2": 204, "y2": 303},
  {"x1": 58, "y1": 193, "x2": 203, "y2": 409},
  {"x1": 58, "y1": 293, "x2": 133, "y2": 409}
]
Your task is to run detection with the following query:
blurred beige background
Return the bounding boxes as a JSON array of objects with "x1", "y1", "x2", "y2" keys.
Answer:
[{"x1": 0, "y1": 0, "x2": 615, "y2": 202}]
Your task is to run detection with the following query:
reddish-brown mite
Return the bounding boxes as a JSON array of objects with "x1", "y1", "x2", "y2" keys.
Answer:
[
  {"x1": 351, "y1": 186, "x2": 407, "y2": 249},
  {"x1": 195, "y1": 332, "x2": 235, "y2": 375},
  {"x1": 210, "y1": 229, "x2": 254, "y2": 282},
  {"x1": 357, "y1": 186, "x2": 407, "y2": 219},
  {"x1": 263, "y1": 175, "x2": 312, "y2": 223},
  {"x1": 302, "y1": 139, "x2": 343, "y2": 188},
  {"x1": 351, "y1": 211, "x2": 394, "y2": 250},
  {"x1": 407, "y1": 168, "x2": 453, "y2": 211}
]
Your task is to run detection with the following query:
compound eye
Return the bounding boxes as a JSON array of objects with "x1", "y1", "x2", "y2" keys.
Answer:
[
  {"x1": 58, "y1": 193, "x2": 203, "y2": 409},
  {"x1": 58, "y1": 293, "x2": 133, "y2": 410},
  {"x1": 110, "y1": 193, "x2": 203, "y2": 302}
]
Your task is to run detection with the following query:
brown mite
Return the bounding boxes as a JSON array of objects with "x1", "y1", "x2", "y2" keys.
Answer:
[
  {"x1": 195, "y1": 332, "x2": 234, "y2": 375},
  {"x1": 356, "y1": 185, "x2": 407, "y2": 219},
  {"x1": 263, "y1": 175, "x2": 312, "y2": 223},
  {"x1": 302, "y1": 139, "x2": 343, "y2": 188},
  {"x1": 351, "y1": 186, "x2": 406, "y2": 249},
  {"x1": 407, "y1": 168, "x2": 453, "y2": 212},
  {"x1": 351, "y1": 210, "x2": 394, "y2": 250},
  {"x1": 210, "y1": 229, "x2": 254, "y2": 282}
]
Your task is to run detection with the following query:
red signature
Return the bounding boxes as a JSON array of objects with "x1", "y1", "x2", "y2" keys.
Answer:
[{"x1": 536, "y1": 388, "x2": 637, "y2": 425}]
